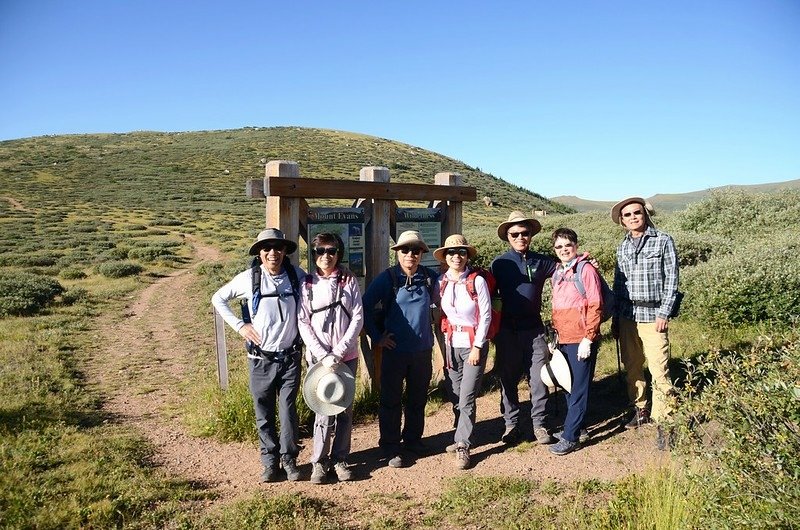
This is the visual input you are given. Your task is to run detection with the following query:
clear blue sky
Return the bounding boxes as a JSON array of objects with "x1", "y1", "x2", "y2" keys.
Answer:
[{"x1": 1, "y1": 1, "x2": 798, "y2": 200}]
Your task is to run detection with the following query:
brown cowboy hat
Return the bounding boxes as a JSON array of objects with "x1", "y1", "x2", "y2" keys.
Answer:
[
  {"x1": 433, "y1": 234, "x2": 478, "y2": 264},
  {"x1": 497, "y1": 210, "x2": 542, "y2": 241},
  {"x1": 611, "y1": 197, "x2": 655, "y2": 224}
]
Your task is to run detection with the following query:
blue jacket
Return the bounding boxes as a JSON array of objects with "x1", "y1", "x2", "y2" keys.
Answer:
[{"x1": 362, "y1": 265, "x2": 437, "y2": 354}]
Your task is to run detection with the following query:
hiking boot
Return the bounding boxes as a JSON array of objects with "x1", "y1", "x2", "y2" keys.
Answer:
[
  {"x1": 624, "y1": 408, "x2": 651, "y2": 429},
  {"x1": 387, "y1": 454, "x2": 406, "y2": 468},
  {"x1": 549, "y1": 437, "x2": 580, "y2": 456},
  {"x1": 333, "y1": 460, "x2": 354, "y2": 481},
  {"x1": 281, "y1": 456, "x2": 301, "y2": 482},
  {"x1": 533, "y1": 426, "x2": 555, "y2": 445},
  {"x1": 501, "y1": 425, "x2": 521, "y2": 445},
  {"x1": 310, "y1": 462, "x2": 327, "y2": 484},
  {"x1": 445, "y1": 442, "x2": 458, "y2": 454},
  {"x1": 656, "y1": 425, "x2": 675, "y2": 451},
  {"x1": 260, "y1": 465, "x2": 279, "y2": 483},
  {"x1": 554, "y1": 429, "x2": 590, "y2": 444},
  {"x1": 455, "y1": 444, "x2": 471, "y2": 470}
]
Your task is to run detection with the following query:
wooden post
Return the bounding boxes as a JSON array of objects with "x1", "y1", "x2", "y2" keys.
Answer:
[
  {"x1": 213, "y1": 309, "x2": 229, "y2": 391},
  {"x1": 359, "y1": 166, "x2": 391, "y2": 392},
  {"x1": 265, "y1": 160, "x2": 301, "y2": 265},
  {"x1": 434, "y1": 172, "x2": 463, "y2": 237}
]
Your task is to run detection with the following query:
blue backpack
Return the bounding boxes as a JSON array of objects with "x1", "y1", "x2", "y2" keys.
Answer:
[{"x1": 570, "y1": 261, "x2": 615, "y2": 323}]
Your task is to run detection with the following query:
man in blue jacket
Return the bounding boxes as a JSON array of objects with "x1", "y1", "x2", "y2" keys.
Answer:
[
  {"x1": 491, "y1": 211, "x2": 557, "y2": 446},
  {"x1": 363, "y1": 230, "x2": 438, "y2": 468}
]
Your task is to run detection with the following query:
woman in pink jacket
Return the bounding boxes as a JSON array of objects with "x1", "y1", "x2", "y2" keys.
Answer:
[
  {"x1": 549, "y1": 228, "x2": 603, "y2": 456},
  {"x1": 298, "y1": 233, "x2": 364, "y2": 483}
]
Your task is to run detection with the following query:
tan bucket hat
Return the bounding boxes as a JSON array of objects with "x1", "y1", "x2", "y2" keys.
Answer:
[
  {"x1": 302, "y1": 361, "x2": 356, "y2": 416},
  {"x1": 433, "y1": 234, "x2": 478, "y2": 264},
  {"x1": 248, "y1": 227, "x2": 298, "y2": 255},
  {"x1": 540, "y1": 346, "x2": 572, "y2": 393},
  {"x1": 611, "y1": 197, "x2": 653, "y2": 224},
  {"x1": 497, "y1": 210, "x2": 542, "y2": 241},
  {"x1": 390, "y1": 230, "x2": 430, "y2": 252}
]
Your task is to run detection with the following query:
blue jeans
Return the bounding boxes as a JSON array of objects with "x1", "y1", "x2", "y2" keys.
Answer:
[{"x1": 558, "y1": 342, "x2": 597, "y2": 443}]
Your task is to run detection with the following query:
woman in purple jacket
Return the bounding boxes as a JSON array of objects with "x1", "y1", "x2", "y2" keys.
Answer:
[{"x1": 298, "y1": 233, "x2": 364, "y2": 484}]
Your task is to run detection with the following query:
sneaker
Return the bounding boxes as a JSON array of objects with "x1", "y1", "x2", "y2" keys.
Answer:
[
  {"x1": 310, "y1": 462, "x2": 327, "y2": 484},
  {"x1": 445, "y1": 442, "x2": 458, "y2": 454},
  {"x1": 501, "y1": 425, "x2": 521, "y2": 445},
  {"x1": 387, "y1": 454, "x2": 406, "y2": 468},
  {"x1": 533, "y1": 426, "x2": 555, "y2": 445},
  {"x1": 454, "y1": 444, "x2": 471, "y2": 470},
  {"x1": 281, "y1": 456, "x2": 301, "y2": 482},
  {"x1": 549, "y1": 437, "x2": 580, "y2": 456},
  {"x1": 554, "y1": 429, "x2": 590, "y2": 444},
  {"x1": 656, "y1": 425, "x2": 675, "y2": 451},
  {"x1": 624, "y1": 408, "x2": 651, "y2": 429},
  {"x1": 333, "y1": 460, "x2": 354, "y2": 481},
  {"x1": 260, "y1": 465, "x2": 279, "y2": 483}
]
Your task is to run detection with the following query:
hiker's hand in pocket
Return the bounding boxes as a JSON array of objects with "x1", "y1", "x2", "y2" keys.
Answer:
[
  {"x1": 379, "y1": 332, "x2": 396, "y2": 350},
  {"x1": 239, "y1": 323, "x2": 261, "y2": 345},
  {"x1": 578, "y1": 338, "x2": 592, "y2": 361}
]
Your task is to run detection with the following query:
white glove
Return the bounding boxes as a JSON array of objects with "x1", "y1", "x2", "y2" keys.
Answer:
[
  {"x1": 578, "y1": 338, "x2": 592, "y2": 361},
  {"x1": 321, "y1": 355, "x2": 339, "y2": 369}
]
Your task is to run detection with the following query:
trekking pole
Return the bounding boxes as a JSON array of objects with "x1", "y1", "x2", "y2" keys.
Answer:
[{"x1": 615, "y1": 337, "x2": 626, "y2": 394}]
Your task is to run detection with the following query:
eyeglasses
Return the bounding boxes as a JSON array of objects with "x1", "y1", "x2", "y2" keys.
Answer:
[
  {"x1": 261, "y1": 243, "x2": 285, "y2": 252},
  {"x1": 622, "y1": 209, "x2": 643, "y2": 218},
  {"x1": 508, "y1": 230, "x2": 531, "y2": 239},
  {"x1": 398, "y1": 246, "x2": 422, "y2": 256},
  {"x1": 314, "y1": 247, "x2": 338, "y2": 256},
  {"x1": 446, "y1": 248, "x2": 468, "y2": 257},
  {"x1": 553, "y1": 243, "x2": 575, "y2": 250}
]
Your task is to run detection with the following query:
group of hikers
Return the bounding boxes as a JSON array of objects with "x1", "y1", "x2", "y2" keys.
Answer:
[{"x1": 211, "y1": 196, "x2": 681, "y2": 484}]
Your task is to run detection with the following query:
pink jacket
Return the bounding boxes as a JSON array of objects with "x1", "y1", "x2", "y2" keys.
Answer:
[
  {"x1": 551, "y1": 253, "x2": 602, "y2": 343},
  {"x1": 298, "y1": 268, "x2": 364, "y2": 363}
]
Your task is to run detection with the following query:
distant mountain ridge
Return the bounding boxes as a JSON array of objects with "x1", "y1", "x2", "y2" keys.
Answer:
[{"x1": 552, "y1": 178, "x2": 800, "y2": 212}]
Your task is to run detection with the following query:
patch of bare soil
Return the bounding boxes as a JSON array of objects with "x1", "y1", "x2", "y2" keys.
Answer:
[
  {"x1": 2, "y1": 196, "x2": 29, "y2": 212},
  {"x1": 87, "y1": 236, "x2": 669, "y2": 520}
]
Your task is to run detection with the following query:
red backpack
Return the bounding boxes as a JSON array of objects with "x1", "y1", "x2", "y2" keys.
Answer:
[{"x1": 439, "y1": 266, "x2": 501, "y2": 345}]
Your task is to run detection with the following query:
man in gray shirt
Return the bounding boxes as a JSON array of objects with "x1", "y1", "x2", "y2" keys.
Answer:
[{"x1": 212, "y1": 228, "x2": 306, "y2": 481}]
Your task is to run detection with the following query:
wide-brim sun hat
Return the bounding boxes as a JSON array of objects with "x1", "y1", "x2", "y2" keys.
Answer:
[
  {"x1": 540, "y1": 346, "x2": 572, "y2": 393},
  {"x1": 302, "y1": 361, "x2": 356, "y2": 416},
  {"x1": 497, "y1": 210, "x2": 542, "y2": 241},
  {"x1": 248, "y1": 227, "x2": 298, "y2": 255},
  {"x1": 610, "y1": 197, "x2": 650, "y2": 224},
  {"x1": 390, "y1": 230, "x2": 430, "y2": 253},
  {"x1": 433, "y1": 234, "x2": 478, "y2": 263}
]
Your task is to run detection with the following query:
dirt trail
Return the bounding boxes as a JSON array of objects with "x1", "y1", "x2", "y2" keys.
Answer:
[
  {"x1": 89, "y1": 236, "x2": 668, "y2": 516},
  {"x1": 2, "y1": 196, "x2": 29, "y2": 211}
]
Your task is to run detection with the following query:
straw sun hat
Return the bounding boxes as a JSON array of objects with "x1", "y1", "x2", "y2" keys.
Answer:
[
  {"x1": 248, "y1": 227, "x2": 298, "y2": 255},
  {"x1": 433, "y1": 234, "x2": 478, "y2": 264},
  {"x1": 496, "y1": 210, "x2": 542, "y2": 241}
]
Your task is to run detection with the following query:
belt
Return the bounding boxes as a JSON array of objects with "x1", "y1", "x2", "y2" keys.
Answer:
[
  {"x1": 631, "y1": 300, "x2": 660, "y2": 308},
  {"x1": 248, "y1": 343, "x2": 301, "y2": 363},
  {"x1": 451, "y1": 324, "x2": 474, "y2": 332}
]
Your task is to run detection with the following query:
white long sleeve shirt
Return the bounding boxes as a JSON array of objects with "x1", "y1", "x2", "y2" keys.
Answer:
[
  {"x1": 437, "y1": 270, "x2": 492, "y2": 348},
  {"x1": 211, "y1": 264, "x2": 306, "y2": 357}
]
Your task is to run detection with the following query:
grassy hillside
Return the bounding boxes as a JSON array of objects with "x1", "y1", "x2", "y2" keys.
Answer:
[
  {"x1": 553, "y1": 177, "x2": 800, "y2": 213},
  {"x1": 0, "y1": 127, "x2": 571, "y2": 254}
]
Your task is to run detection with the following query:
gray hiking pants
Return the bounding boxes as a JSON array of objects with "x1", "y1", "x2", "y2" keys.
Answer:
[
  {"x1": 494, "y1": 328, "x2": 550, "y2": 429},
  {"x1": 447, "y1": 344, "x2": 487, "y2": 447},
  {"x1": 310, "y1": 358, "x2": 358, "y2": 464}
]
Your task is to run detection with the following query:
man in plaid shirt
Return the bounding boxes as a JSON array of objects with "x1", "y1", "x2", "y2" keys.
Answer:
[{"x1": 611, "y1": 197, "x2": 680, "y2": 450}]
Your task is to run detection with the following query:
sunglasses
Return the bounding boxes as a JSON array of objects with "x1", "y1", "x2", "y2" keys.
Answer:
[
  {"x1": 508, "y1": 230, "x2": 531, "y2": 239},
  {"x1": 398, "y1": 246, "x2": 422, "y2": 256},
  {"x1": 446, "y1": 248, "x2": 468, "y2": 257},
  {"x1": 261, "y1": 243, "x2": 285, "y2": 252},
  {"x1": 622, "y1": 209, "x2": 644, "y2": 218},
  {"x1": 314, "y1": 247, "x2": 338, "y2": 256},
  {"x1": 553, "y1": 242, "x2": 575, "y2": 250}
]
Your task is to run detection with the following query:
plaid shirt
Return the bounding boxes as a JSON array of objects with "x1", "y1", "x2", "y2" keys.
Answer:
[{"x1": 613, "y1": 226, "x2": 679, "y2": 322}]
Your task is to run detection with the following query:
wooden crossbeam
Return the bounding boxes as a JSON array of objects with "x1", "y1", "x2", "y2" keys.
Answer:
[{"x1": 247, "y1": 177, "x2": 476, "y2": 202}]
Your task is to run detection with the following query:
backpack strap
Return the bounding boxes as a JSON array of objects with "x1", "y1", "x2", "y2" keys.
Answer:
[{"x1": 573, "y1": 260, "x2": 588, "y2": 298}]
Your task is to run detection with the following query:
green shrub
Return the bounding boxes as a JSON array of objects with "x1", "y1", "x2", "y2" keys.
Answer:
[
  {"x1": 127, "y1": 246, "x2": 175, "y2": 262},
  {"x1": 682, "y1": 232, "x2": 800, "y2": 326},
  {"x1": 61, "y1": 287, "x2": 89, "y2": 305},
  {"x1": 96, "y1": 261, "x2": 143, "y2": 278},
  {"x1": 59, "y1": 266, "x2": 87, "y2": 280},
  {"x1": 0, "y1": 271, "x2": 64, "y2": 316},
  {"x1": 675, "y1": 332, "x2": 800, "y2": 528}
]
